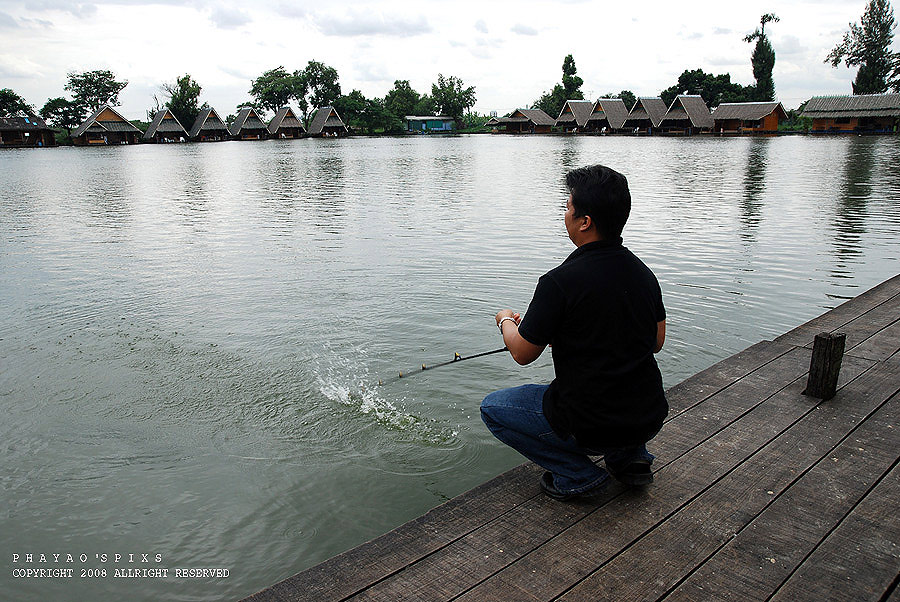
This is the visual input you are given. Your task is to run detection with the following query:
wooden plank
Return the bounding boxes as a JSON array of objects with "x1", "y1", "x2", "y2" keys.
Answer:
[
  {"x1": 558, "y1": 357, "x2": 899, "y2": 602},
  {"x1": 768, "y1": 458, "x2": 900, "y2": 602},
  {"x1": 775, "y1": 274, "x2": 900, "y2": 347},
  {"x1": 848, "y1": 318, "x2": 900, "y2": 362},
  {"x1": 820, "y1": 291, "x2": 900, "y2": 352},
  {"x1": 346, "y1": 348, "x2": 822, "y2": 602},
  {"x1": 448, "y1": 355, "x2": 874, "y2": 602}
]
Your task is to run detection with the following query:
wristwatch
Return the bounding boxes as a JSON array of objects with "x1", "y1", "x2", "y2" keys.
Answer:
[{"x1": 498, "y1": 316, "x2": 517, "y2": 334}]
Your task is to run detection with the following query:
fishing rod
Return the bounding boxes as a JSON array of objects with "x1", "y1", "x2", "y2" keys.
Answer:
[{"x1": 373, "y1": 346, "x2": 509, "y2": 386}]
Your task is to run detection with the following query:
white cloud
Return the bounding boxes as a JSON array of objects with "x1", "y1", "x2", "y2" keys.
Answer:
[
  {"x1": 474, "y1": 19, "x2": 487, "y2": 33},
  {"x1": 27, "y1": 1, "x2": 97, "y2": 18},
  {"x1": 209, "y1": 6, "x2": 251, "y2": 30},
  {"x1": 510, "y1": 23, "x2": 537, "y2": 36},
  {"x1": 0, "y1": 10, "x2": 17, "y2": 27},
  {"x1": 314, "y1": 10, "x2": 431, "y2": 37}
]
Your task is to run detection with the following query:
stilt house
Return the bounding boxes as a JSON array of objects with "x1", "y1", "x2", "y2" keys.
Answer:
[
  {"x1": 555, "y1": 100, "x2": 594, "y2": 132},
  {"x1": 659, "y1": 95, "x2": 713, "y2": 135},
  {"x1": 143, "y1": 109, "x2": 188, "y2": 143},
  {"x1": 710, "y1": 102, "x2": 786, "y2": 135},
  {"x1": 229, "y1": 107, "x2": 268, "y2": 140},
  {"x1": 189, "y1": 108, "x2": 229, "y2": 142},
  {"x1": 622, "y1": 97, "x2": 668, "y2": 134},
  {"x1": 72, "y1": 105, "x2": 141, "y2": 146},
  {"x1": 268, "y1": 107, "x2": 305, "y2": 139},
  {"x1": 491, "y1": 109, "x2": 555, "y2": 133},
  {"x1": 0, "y1": 115, "x2": 56, "y2": 147},
  {"x1": 308, "y1": 107, "x2": 348, "y2": 137},
  {"x1": 585, "y1": 99, "x2": 629, "y2": 133},
  {"x1": 801, "y1": 93, "x2": 900, "y2": 133}
]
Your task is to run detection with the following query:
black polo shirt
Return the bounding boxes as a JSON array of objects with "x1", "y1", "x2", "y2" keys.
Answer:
[{"x1": 517, "y1": 238, "x2": 667, "y2": 449}]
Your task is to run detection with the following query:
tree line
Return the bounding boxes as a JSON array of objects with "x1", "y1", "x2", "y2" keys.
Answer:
[{"x1": 2, "y1": 0, "x2": 898, "y2": 139}]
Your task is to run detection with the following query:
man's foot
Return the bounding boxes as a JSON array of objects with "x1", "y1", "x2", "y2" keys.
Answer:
[
  {"x1": 608, "y1": 459, "x2": 653, "y2": 486},
  {"x1": 540, "y1": 471, "x2": 607, "y2": 501}
]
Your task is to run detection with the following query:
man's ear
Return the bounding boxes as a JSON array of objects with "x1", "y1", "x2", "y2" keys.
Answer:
[{"x1": 580, "y1": 214, "x2": 593, "y2": 232}]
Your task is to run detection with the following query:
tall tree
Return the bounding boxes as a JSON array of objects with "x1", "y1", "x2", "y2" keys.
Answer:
[
  {"x1": 161, "y1": 74, "x2": 207, "y2": 130},
  {"x1": 430, "y1": 74, "x2": 476, "y2": 122},
  {"x1": 532, "y1": 54, "x2": 584, "y2": 118},
  {"x1": 295, "y1": 60, "x2": 341, "y2": 119},
  {"x1": 744, "y1": 13, "x2": 779, "y2": 101},
  {"x1": 39, "y1": 97, "x2": 82, "y2": 138},
  {"x1": 0, "y1": 88, "x2": 35, "y2": 117},
  {"x1": 249, "y1": 67, "x2": 298, "y2": 115},
  {"x1": 826, "y1": 0, "x2": 899, "y2": 94},
  {"x1": 384, "y1": 80, "x2": 421, "y2": 119},
  {"x1": 64, "y1": 69, "x2": 128, "y2": 114}
]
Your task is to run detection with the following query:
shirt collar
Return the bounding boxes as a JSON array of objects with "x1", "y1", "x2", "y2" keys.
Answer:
[{"x1": 563, "y1": 237, "x2": 624, "y2": 263}]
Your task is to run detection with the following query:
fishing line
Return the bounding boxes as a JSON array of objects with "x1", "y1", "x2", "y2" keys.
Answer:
[{"x1": 370, "y1": 347, "x2": 508, "y2": 387}]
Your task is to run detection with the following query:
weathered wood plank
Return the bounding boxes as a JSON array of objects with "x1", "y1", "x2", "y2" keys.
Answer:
[
  {"x1": 848, "y1": 318, "x2": 900, "y2": 362},
  {"x1": 450, "y1": 355, "x2": 875, "y2": 602},
  {"x1": 562, "y1": 357, "x2": 899, "y2": 602},
  {"x1": 775, "y1": 274, "x2": 900, "y2": 347},
  {"x1": 768, "y1": 456, "x2": 900, "y2": 602},
  {"x1": 347, "y1": 348, "x2": 822, "y2": 602},
  {"x1": 815, "y1": 291, "x2": 900, "y2": 352}
]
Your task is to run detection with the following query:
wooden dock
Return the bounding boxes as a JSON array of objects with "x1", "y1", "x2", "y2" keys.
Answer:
[{"x1": 244, "y1": 274, "x2": 900, "y2": 602}]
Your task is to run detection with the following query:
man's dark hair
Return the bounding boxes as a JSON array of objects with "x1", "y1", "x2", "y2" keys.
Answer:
[{"x1": 565, "y1": 165, "x2": 631, "y2": 239}]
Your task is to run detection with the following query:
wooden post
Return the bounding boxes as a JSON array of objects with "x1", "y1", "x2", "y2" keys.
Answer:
[{"x1": 803, "y1": 332, "x2": 846, "y2": 400}]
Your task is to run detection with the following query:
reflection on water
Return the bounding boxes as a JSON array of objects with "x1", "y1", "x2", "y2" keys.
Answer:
[
  {"x1": 740, "y1": 137, "x2": 769, "y2": 240},
  {"x1": 1, "y1": 135, "x2": 898, "y2": 602}
]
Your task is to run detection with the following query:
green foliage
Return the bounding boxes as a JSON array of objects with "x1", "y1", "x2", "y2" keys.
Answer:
[
  {"x1": 39, "y1": 97, "x2": 82, "y2": 138},
  {"x1": 745, "y1": 14, "x2": 779, "y2": 101},
  {"x1": 457, "y1": 112, "x2": 494, "y2": 132},
  {"x1": 64, "y1": 69, "x2": 127, "y2": 114},
  {"x1": 250, "y1": 67, "x2": 298, "y2": 115},
  {"x1": 296, "y1": 60, "x2": 341, "y2": 119},
  {"x1": 779, "y1": 104, "x2": 812, "y2": 131},
  {"x1": 660, "y1": 68, "x2": 753, "y2": 107},
  {"x1": 333, "y1": 89, "x2": 368, "y2": 131},
  {"x1": 384, "y1": 80, "x2": 421, "y2": 120},
  {"x1": 414, "y1": 94, "x2": 436, "y2": 116},
  {"x1": 430, "y1": 74, "x2": 476, "y2": 122},
  {"x1": 826, "y1": 0, "x2": 899, "y2": 94},
  {"x1": 0, "y1": 88, "x2": 35, "y2": 117},
  {"x1": 333, "y1": 90, "x2": 403, "y2": 134},
  {"x1": 161, "y1": 74, "x2": 207, "y2": 130},
  {"x1": 533, "y1": 55, "x2": 584, "y2": 118},
  {"x1": 601, "y1": 90, "x2": 637, "y2": 110},
  {"x1": 129, "y1": 119, "x2": 148, "y2": 133}
]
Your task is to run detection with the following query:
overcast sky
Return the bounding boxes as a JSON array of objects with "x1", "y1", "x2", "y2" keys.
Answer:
[{"x1": 1, "y1": 0, "x2": 895, "y2": 119}]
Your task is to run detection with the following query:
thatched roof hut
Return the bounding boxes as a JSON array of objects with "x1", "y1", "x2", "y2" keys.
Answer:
[
  {"x1": 585, "y1": 99, "x2": 629, "y2": 132},
  {"x1": 229, "y1": 107, "x2": 268, "y2": 140},
  {"x1": 622, "y1": 97, "x2": 668, "y2": 132},
  {"x1": 143, "y1": 109, "x2": 188, "y2": 142},
  {"x1": 189, "y1": 107, "x2": 229, "y2": 141},
  {"x1": 308, "y1": 106, "x2": 348, "y2": 137},
  {"x1": 659, "y1": 95, "x2": 713, "y2": 134},
  {"x1": 492, "y1": 109, "x2": 555, "y2": 133},
  {"x1": 710, "y1": 102, "x2": 786, "y2": 134},
  {"x1": 555, "y1": 100, "x2": 594, "y2": 131},
  {"x1": 268, "y1": 106, "x2": 306, "y2": 138},
  {"x1": 0, "y1": 114, "x2": 56, "y2": 147},
  {"x1": 801, "y1": 93, "x2": 900, "y2": 133},
  {"x1": 72, "y1": 105, "x2": 141, "y2": 146}
]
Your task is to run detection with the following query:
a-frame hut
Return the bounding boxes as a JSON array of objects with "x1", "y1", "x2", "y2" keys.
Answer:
[
  {"x1": 491, "y1": 109, "x2": 555, "y2": 133},
  {"x1": 268, "y1": 106, "x2": 306, "y2": 139},
  {"x1": 622, "y1": 97, "x2": 668, "y2": 134},
  {"x1": 229, "y1": 107, "x2": 269, "y2": 140},
  {"x1": 72, "y1": 105, "x2": 141, "y2": 146},
  {"x1": 585, "y1": 99, "x2": 630, "y2": 133},
  {"x1": 710, "y1": 102, "x2": 787, "y2": 135},
  {"x1": 308, "y1": 106, "x2": 348, "y2": 137},
  {"x1": 555, "y1": 100, "x2": 594, "y2": 132},
  {"x1": 659, "y1": 95, "x2": 714, "y2": 135},
  {"x1": 143, "y1": 109, "x2": 188, "y2": 143},
  {"x1": 189, "y1": 107, "x2": 229, "y2": 142}
]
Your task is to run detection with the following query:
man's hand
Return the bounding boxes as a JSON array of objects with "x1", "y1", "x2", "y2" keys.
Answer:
[{"x1": 495, "y1": 309, "x2": 544, "y2": 365}]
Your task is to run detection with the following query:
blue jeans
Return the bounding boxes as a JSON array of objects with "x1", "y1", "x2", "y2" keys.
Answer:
[{"x1": 481, "y1": 384, "x2": 653, "y2": 495}]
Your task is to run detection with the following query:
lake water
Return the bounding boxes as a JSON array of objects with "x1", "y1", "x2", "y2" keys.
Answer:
[{"x1": 2, "y1": 134, "x2": 899, "y2": 601}]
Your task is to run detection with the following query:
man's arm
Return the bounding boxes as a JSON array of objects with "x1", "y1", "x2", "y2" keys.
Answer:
[
  {"x1": 495, "y1": 309, "x2": 545, "y2": 365},
  {"x1": 655, "y1": 320, "x2": 666, "y2": 353}
]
